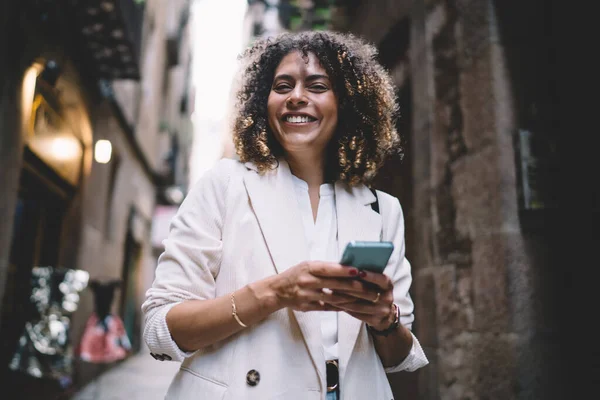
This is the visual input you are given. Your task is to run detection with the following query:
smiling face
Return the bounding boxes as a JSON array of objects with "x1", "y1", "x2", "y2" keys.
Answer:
[{"x1": 267, "y1": 51, "x2": 338, "y2": 158}]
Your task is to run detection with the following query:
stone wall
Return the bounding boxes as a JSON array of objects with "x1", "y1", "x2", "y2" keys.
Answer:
[{"x1": 342, "y1": 0, "x2": 567, "y2": 398}]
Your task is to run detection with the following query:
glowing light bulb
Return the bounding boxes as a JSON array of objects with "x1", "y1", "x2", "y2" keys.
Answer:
[{"x1": 94, "y1": 139, "x2": 112, "y2": 164}]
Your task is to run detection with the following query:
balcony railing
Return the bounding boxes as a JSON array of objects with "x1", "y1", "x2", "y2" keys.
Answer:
[
  {"x1": 22, "y1": 0, "x2": 145, "y2": 80},
  {"x1": 71, "y1": 0, "x2": 145, "y2": 80}
]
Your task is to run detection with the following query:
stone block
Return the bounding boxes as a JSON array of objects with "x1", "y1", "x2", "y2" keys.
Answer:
[
  {"x1": 435, "y1": 266, "x2": 474, "y2": 343},
  {"x1": 438, "y1": 331, "x2": 478, "y2": 400},
  {"x1": 471, "y1": 332, "x2": 519, "y2": 399},
  {"x1": 411, "y1": 182, "x2": 434, "y2": 267},
  {"x1": 415, "y1": 268, "x2": 438, "y2": 348},
  {"x1": 451, "y1": 145, "x2": 519, "y2": 236},
  {"x1": 455, "y1": 0, "x2": 495, "y2": 68},
  {"x1": 459, "y1": 50, "x2": 497, "y2": 152},
  {"x1": 425, "y1": 3, "x2": 447, "y2": 44},
  {"x1": 471, "y1": 233, "x2": 513, "y2": 331}
]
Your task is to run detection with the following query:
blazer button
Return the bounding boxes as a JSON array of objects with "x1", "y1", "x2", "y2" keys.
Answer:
[{"x1": 246, "y1": 369, "x2": 260, "y2": 386}]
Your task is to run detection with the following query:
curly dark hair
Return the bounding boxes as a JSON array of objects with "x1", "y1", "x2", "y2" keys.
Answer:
[{"x1": 233, "y1": 30, "x2": 401, "y2": 185}]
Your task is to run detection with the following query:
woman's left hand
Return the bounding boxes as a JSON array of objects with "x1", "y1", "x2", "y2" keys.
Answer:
[{"x1": 324, "y1": 269, "x2": 396, "y2": 331}]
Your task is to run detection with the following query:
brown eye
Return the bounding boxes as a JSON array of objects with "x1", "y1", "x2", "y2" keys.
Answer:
[
  {"x1": 310, "y1": 84, "x2": 328, "y2": 92},
  {"x1": 273, "y1": 83, "x2": 292, "y2": 92}
]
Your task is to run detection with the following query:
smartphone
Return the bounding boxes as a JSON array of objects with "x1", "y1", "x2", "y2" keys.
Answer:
[{"x1": 339, "y1": 241, "x2": 394, "y2": 274}]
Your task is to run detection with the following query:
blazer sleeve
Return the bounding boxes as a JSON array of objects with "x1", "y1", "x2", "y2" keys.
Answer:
[
  {"x1": 378, "y1": 192, "x2": 429, "y2": 373},
  {"x1": 141, "y1": 159, "x2": 232, "y2": 362}
]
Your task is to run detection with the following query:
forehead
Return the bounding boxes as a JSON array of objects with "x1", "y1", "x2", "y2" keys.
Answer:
[{"x1": 274, "y1": 51, "x2": 327, "y2": 77}]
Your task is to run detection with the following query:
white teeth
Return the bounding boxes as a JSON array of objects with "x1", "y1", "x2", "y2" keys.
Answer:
[{"x1": 285, "y1": 115, "x2": 314, "y2": 123}]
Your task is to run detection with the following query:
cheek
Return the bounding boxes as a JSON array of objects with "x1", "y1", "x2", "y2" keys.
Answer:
[
  {"x1": 324, "y1": 95, "x2": 338, "y2": 121},
  {"x1": 325, "y1": 101, "x2": 339, "y2": 128},
  {"x1": 267, "y1": 96, "x2": 280, "y2": 125}
]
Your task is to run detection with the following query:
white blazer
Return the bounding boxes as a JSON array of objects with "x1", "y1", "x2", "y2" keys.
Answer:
[{"x1": 142, "y1": 158, "x2": 428, "y2": 400}]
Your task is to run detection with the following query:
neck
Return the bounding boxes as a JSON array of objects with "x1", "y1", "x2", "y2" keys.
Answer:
[{"x1": 285, "y1": 150, "x2": 326, "y2": 188}]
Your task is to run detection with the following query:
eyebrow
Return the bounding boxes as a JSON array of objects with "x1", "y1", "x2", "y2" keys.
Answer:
[{"x1": 273, "y1": 74, "x2": 330, "y2": 82}]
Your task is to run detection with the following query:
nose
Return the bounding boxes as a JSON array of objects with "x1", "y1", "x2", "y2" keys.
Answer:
[{"x1": 286, "y1": 86, "x2": 307, "y2": 107}]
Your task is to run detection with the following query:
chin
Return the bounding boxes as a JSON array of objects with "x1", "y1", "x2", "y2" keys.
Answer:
[{"x1": 281, "y1": 132, "x2": 319, "y2": 145}]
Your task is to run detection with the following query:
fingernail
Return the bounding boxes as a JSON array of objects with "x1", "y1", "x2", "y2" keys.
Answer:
[
  {"x1": 349, "y1": 269, "x2": 358, "y2": 276},
  {"x1": 359, "y1": 271, "x2": 367, "y2": 278}
]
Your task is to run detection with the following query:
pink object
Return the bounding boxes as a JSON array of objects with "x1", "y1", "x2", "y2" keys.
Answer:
[{"x1": 78, "y1": 313, "x2": 131, "y2": 363}]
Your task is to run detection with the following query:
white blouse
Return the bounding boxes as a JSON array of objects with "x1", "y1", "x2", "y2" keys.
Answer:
[
  {"x1": 291, "y1": 174, "x2": 423, "y2": 372},
  {"x1": 291, "y1": 174, "x2": 339, "y2": 361}
]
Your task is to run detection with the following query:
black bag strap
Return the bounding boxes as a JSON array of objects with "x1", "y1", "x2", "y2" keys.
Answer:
[{"x1": 369, "y1": 188, "x2": 380, "y2": 214}]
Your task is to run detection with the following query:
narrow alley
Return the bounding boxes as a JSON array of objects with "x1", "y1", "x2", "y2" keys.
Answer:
[
  {"x1": 71, "y1": 346, "x2": 179, "y2": 400},
  {"x1": 0, "y1": 0, "x2": 583, "y2": 399}
]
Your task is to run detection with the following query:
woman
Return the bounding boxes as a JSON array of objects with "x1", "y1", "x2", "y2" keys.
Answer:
[{"x1": 142, "y1": 31, "x2": 428, "y2": 400}]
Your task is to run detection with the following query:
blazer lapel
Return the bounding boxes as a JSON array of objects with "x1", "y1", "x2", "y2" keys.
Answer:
[
  {"x1": 243, "y1": 160, "x2": 326, "y2": 389},
  {"x1": 242, "y1": 160, "x2": 308, "y2": 274},
  {"x1": 334, "y1": 182, "x2": 382, "y2": 381}
]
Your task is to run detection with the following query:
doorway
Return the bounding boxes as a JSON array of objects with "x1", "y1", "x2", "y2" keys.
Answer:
[{"x1": 0, "y1": 160, "x2": 70, "y2": 396}]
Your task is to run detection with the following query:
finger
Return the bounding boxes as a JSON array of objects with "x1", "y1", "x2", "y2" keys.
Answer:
[
  {"x1": 331, "y1": 300, "x2": 390, "y2": 317},
  {"x1": 320, "y1": 288, "x2": 363, "y2": 304},
  {"x1": 307, "y1": 276, "x2": 367, "y2": 293},
  {"x1": 293, "y1": 288, "x2": 336, "y2": 306},
  {"x1": 307, "y1": 261, "x2": 360, "y2": 278},
  {"x1": 332, "y1": 286, "x2": 394, "y2": 305},
  {"x1": 310, "y1": 288, "x2": 358, "y2": 306},
  {"x1": 355, "y1": 269, "x2": 393, "y2": 291},
  {"x1": 313, "y1": 278, "x2": 392, "y2": 304},
  {"x1": 298, "y1": 300, "x2": 336, "y2": 312}
]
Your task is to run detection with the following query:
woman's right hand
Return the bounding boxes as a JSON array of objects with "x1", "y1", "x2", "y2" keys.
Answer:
[{"x1": 271, "y1": 261, "x2": 365, "y2": 312}]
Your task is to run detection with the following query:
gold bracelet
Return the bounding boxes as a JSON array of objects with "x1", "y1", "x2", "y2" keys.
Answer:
[{"x1": 230, "y1": 293, "x2": 247, "y2": 328}]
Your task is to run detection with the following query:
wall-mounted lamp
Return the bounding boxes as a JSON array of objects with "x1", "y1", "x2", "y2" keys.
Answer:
[{"x1": 94, "y1": 139, "x2": 112, "y2": 164}]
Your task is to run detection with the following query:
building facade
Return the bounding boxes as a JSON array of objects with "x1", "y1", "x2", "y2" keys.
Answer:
[
  {"x1": 0, "y1": 0, "x2": 193, "y2": 398},
  {"x1": 332, "y1": 0, "x2": 573, "y2": 399}
]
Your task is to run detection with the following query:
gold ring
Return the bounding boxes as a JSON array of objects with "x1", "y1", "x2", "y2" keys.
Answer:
[{"x1": 372, "y1": 292, "x2": 381, "y2": 304}]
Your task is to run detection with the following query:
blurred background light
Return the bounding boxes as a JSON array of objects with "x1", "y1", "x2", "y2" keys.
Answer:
[
  {"x1": 189, "y1": 0, "x2": 248, "y2": 185},
  {"x1": 50, "y1": 136, "x2": 82, "y2": 162},
  {"x1": 94, "y1": 139, "x2": 112, "y2": 164},
  {"x1": 21, "y1": 63, "x2": 43, "y2": 126}
]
